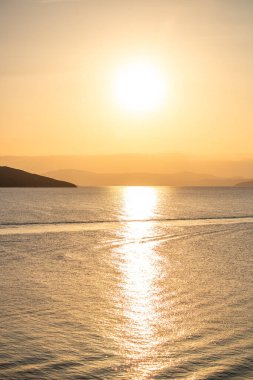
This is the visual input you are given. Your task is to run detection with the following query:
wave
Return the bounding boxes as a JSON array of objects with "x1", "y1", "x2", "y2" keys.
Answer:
[
  {"x1": 1, "y1": 215, "x2": 253, "y2": 236},
  {"x1": 1, "y1": 214, "x2": 253, "y2": 227}
]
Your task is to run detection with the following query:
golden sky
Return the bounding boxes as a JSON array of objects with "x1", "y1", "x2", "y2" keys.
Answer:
[{"x1": 1, "y1": 0, "x2": 253, "y2": 157}]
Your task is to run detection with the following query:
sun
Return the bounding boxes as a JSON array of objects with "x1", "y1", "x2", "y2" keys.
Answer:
[{"x1": 113, "y1": 58, "x2": 168, "y2": 115}]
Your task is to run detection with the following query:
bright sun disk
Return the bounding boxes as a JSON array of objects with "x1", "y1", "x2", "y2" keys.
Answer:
[{"x1": 114, "y1": 59, "x2": 168, "y2": 114}]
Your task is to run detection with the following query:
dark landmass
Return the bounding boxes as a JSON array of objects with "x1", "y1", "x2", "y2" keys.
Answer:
[
  {"x1": 0, "y1": 167, "x2": 76, "y2": 187},
  {"x1": 235, "y1": 180, "x2": 253, "y2": 187},
  {"x1": 45, "y1": 169, "x2": 245, "y2": 187}
]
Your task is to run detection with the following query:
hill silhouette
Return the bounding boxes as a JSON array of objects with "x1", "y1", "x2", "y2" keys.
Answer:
[
  {"x1": 236, "y1": 179, "x2": 253, "y2": 187},
  {"x1": 0, "y1": 167, "x2": 76, "y2": 187}
]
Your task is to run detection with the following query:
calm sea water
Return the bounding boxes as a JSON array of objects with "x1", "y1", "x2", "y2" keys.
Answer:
[{"x1": 0, "y1": 187, "x2": 253, "y2": 379}]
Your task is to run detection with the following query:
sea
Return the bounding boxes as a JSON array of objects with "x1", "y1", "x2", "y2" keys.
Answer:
[{"x1": 0, "y1": 187, "x2": 253, "y2": 379}]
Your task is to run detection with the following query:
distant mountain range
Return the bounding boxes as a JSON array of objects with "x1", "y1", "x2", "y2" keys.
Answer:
[
  {"x1": 0, "y1": 167, "x2": 76, "y2": 187},
  {"x1": 2, "y1": 154, "x2": 253, "y2": 179},
  {"x1": 44, "y1": 169, "x2": 248, "y2": 187}
]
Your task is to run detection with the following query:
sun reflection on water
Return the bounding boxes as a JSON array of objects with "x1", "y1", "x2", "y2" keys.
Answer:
[
  {"x1": 115, "y1": 187, "x2": 163, "y2": 378},
  {"x1": 123, "y1": 186, "x2": 157, "y2": 221}
]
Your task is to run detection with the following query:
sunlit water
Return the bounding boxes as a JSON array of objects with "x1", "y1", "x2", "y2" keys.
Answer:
[{"x1": 0, "y1": 187, "x2": 253, "y2": 379}]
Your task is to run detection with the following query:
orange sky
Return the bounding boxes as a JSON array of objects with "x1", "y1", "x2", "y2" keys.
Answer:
[{"x1": 1, "y1": 0, "x2": 253, "y2": 157}]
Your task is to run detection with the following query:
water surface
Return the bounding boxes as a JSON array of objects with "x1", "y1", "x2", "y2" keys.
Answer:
[{"x1": 1, "y1": 187, "x2": 253, "y2": 379}]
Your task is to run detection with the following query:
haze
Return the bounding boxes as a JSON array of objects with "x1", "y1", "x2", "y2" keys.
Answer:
[{"x1": 1, "y1": 0, "x2": 253, "y2": 158}]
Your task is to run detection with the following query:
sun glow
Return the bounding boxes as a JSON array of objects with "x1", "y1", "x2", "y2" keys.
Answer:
[
  {"x1": 114, "y1": 187, "x2": 164, "y2": 378},
  {"x1": 114, "y1": 58, "x2": 168, "y2": 114}
]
